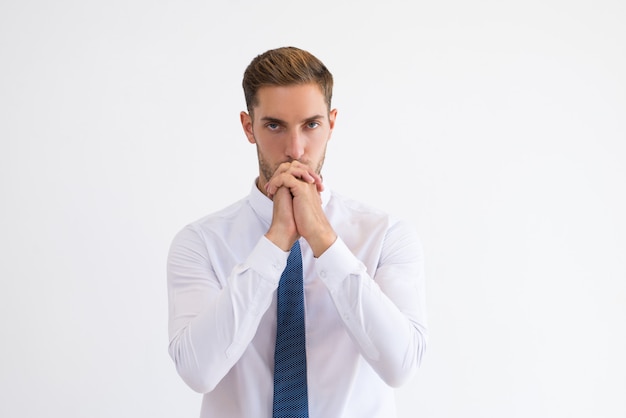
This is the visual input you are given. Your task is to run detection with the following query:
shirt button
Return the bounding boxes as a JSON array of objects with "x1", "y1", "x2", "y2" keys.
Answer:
[{"x1": 320, "y1": 271, "x2": 327, "y2": 278}]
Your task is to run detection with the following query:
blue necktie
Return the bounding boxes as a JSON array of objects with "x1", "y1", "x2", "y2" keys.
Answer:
[{"x1": 273, "y1": 241, "x2": 309, "y2": 418}]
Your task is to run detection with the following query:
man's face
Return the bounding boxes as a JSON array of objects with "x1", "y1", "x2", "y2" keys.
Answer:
[{"x1": 240, "y1": 83, "x2": 337, "y2": 195}]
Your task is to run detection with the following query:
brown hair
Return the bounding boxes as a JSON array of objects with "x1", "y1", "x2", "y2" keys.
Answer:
[{"x1": 242, "y1": 46, "x2": 334, "y2": 114}]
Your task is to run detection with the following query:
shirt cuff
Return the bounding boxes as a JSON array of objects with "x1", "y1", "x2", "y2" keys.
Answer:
[
  {"x1": 315, "y1": 237, "x2": 366, "y2": 290},
  {"x1": 245, "y1": 236, "x2": 291, "y2": 285}
]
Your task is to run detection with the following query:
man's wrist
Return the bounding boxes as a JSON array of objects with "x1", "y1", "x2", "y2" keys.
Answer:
[
  {"x1": 307, "y1": 230, "x2": 337, "y2": 258},
  {"x1": 265, "y1": 230, "x2": 298, "y2": 252}
]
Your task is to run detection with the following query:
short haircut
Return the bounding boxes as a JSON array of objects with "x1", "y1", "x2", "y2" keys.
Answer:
[{"x1": 242, "y1": 46, "x2": 334, "y2": 115}]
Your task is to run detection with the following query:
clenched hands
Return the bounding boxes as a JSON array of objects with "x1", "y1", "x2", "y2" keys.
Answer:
[{"x1": 264, "y1": 161, "x2": 337, "y2": 257}]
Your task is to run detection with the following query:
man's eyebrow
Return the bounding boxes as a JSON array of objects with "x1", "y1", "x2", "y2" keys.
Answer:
[
  {"x1": 260, "y1": 116, "x2": 285, "y2": 124},
  {"x1": 303, "y1": 114, "x2": 325, "y2": 122}
]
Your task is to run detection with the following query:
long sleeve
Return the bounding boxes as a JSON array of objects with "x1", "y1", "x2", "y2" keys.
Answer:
[
  {"x1": 167, "y1": 225, "x2": 288, "y2": 393},
  {"x1": 316, "y1": 219, "x2": 428, "y2": 387}
]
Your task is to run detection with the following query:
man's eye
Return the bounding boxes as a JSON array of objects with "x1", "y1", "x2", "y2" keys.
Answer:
[
  {"x1": 307, "y1": 122, "x2": 320, "y2": 129},
  {"x1": 267, "y1": 123, "x2": 280, "y2": 130}
]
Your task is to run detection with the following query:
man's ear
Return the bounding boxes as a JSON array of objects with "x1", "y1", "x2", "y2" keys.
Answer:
[
  {"x1": 240, "y1": 111, "x2": 255, "y2": 144},
  {"x1": 328, "y1": 108, "x2": 338, "y2": 134}
]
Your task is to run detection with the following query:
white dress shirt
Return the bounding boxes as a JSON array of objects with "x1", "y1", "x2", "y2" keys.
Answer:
[{"x1": 167, "y1": 181, "x2": 428, "y2": 417}]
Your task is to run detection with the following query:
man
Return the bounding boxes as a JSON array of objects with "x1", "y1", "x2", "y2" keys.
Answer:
[{"x1": 167, "y1": 46, "x2": 428, "y2": 417}]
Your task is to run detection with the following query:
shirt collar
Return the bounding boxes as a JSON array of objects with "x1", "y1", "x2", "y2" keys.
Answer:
[{"x1": 248, "y1": 177, "x2": 331, "y2": 227}]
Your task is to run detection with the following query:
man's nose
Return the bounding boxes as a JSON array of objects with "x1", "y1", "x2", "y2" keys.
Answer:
[{"x1": 286, "y1": 130, "x2": 305, "y2": 160}]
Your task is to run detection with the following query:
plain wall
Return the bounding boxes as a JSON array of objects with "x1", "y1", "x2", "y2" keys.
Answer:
[{"x1": 1, "y1": 0, "x2": 624, "y2": 417}]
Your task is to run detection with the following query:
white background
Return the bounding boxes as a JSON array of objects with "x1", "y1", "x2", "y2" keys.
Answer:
[{"x1": 1, "y1": 1, "x2": 625, "y2": 417}]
